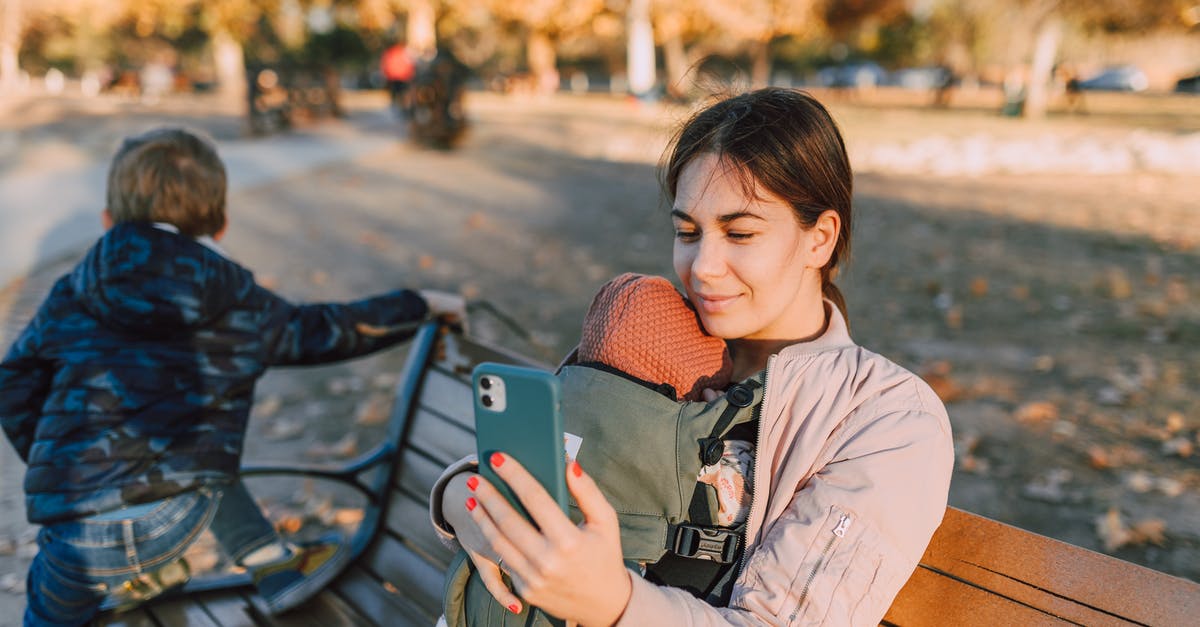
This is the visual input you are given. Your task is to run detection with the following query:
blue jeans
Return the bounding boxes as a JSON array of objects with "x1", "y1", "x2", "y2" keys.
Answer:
[{"x1": 24, "y1": 482, "x2": 280, "y2": 627}]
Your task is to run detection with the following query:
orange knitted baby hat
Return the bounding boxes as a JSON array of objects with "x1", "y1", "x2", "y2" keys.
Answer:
[{"x1": 578, "y1": 273, "x2": 732, "y2": 401}]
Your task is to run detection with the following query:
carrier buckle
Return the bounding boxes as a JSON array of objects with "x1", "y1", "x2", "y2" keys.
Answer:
[{"x1": 671, "y1": 524, "x2": 740, "y2": 563}]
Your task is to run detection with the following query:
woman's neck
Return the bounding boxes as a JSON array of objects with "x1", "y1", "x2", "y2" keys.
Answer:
[{"x1": 727, "y1": 302, "x2": 831, "y2": 380}]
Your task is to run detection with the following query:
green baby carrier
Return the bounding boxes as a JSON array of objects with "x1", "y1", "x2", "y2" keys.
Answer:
[{"x1": 442, "y1": 364, "x2": 765, "y2": 626}]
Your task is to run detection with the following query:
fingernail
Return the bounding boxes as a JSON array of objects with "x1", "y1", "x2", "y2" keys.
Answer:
[
  {"x1": 466, "y1": 476, "x2": 479, "y2": 491},
  {"x1": 465, "y1": 497, "x2": 477, "y2": 511},
  {"x1": 572, "y1": 460, "x2": 582, "y2": 477},
  {"x1": 508, "y1": 602, "x2": 521, "y2": 613},
  {"x1": 491, "y1": 452, "x2": 505, "y2": 468}
]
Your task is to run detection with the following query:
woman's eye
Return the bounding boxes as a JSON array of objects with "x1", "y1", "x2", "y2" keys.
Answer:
[
  {"x1": 727, "y1": 231, "x2": 754, "y2": 241},
  {"x1": 674, "y1": 229, "x2": 699, "y2": 241}
]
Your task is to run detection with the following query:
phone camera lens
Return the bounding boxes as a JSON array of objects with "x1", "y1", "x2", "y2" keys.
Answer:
[
  {"x1": 481, "y1": 394, "x2": 493, "y2": 408},
  {"x1": 480, "y1": 377, "x2": 492, "y2": 390}
]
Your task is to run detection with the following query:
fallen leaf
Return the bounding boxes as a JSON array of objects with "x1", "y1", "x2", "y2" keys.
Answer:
[
  {"x1": 1010, "y1": 284, "x2": 1030, "y2": 300},
  {"x1": 1165, "y1": 412, "x2": 1185, "y2": 434},
  {"x1": 310, "y1": 270, "x2": 329, "y2": 286},
  {"x1": 355, "y1": 394, "x2": 391, "y2": 426},
  {"x1": 0, "y1": 572, "x2": 25, "y2": 595},
  {"x1": 372, "y1": 372, "x2": 398, "y2": 389},
  {"x1": 465, "y1": 212, "x2": 488, "y2": 230},
  {"x1": 418, "y1": 254, "x2": 435, "y2": 270},
  {"x1": 1156, "y1": 477, "x2": 1185, "y2": 498},
  {"x1": 1124, "y1": 471, "x2": 1154, "y2": 493},
  {"x1": 276, "y1": 515, "x2": 303, "y2": 535},
  {"x1": 359, "y1": 231, "x2": 389, "y2": 251},
  {"x1": 334, "y1": 508, "x2": 365, "y2": 526},
  {"x1": 1088, "y1": 446, "x2": 1112, "y2": 470},
  {"x1": 252, "y1": 395, "x2": 282, "y2": 419},
  {"x1": 257, "y1": 274, "x2": 280, "y2": 290},
  {"x1": 969, "y1": 277, "x2": 989, "y2": 297},
  {"x1": 944, "y1": 304, "x2": 963, "y2": 330},
  {"x1": 0, "y1": 537, "x2": 14, "y2": 556},
  {"x1": 1015, "y1": 401, "x2": 1059, "y2": 423},
  {"x1": 1105, "y1": 268, "x2": 1132, "y2": 300},
  {"x1": 1129, "y1": 519, "x2": 1167, "y2": 547},
  {"x1": 1096, "y1": 507, "x2": 1132, "y2": 552},
  {"x1": 263, "y1": 417, "x2": 305, "y2": 441},
  {"x1": 330, "y1": 432, "x2": 358, "y2": 458},
  {"x1": 383, "y1": 581, "x2": 401, "y2": 594}
]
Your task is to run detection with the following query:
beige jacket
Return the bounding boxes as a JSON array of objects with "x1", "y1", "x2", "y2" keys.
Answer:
[{"x1": 430, "y1": 304, "x2": 954, "y2": 626}]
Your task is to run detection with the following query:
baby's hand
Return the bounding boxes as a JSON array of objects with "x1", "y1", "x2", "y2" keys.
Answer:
[{"x1": 701, "y1": 388, "x2": 722, "y2": 402}]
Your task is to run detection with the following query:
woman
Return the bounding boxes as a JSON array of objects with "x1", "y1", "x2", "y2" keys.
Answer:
[{"x1": 430, "y1": 88, "x2": 954, "y2": 625}]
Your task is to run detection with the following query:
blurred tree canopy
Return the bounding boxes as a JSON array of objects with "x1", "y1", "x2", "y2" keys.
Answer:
[{"x1": 2, "y1": 0, "x2": 1196, "y2": 103}]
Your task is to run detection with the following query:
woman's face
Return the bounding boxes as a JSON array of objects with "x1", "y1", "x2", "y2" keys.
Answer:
[{"x1": 672, "y1": 153, "x2": 825, "y2": 341}]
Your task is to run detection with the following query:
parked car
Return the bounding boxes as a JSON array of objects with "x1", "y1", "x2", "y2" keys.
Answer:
[
  {"x1": 1076, "y1": 65, "x2": 1149, "y2": 92},
  {"x1": 1175, "y1": 71, "x2": 1200, "y2": 94},
  {"x1": 890, "y1": 66, "x2": 954, "y2": 90},
  {"x1": 815, "y1": 61, "x2": 887, "y2": 88}
]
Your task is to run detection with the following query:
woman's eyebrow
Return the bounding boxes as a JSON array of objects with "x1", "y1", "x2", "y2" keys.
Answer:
[
  {"x1": 670, "y1": 208, "x2": 695, "y2": 223},
  {"x1": 717, "y1": 210, "x2": 765, "y2": 225}
]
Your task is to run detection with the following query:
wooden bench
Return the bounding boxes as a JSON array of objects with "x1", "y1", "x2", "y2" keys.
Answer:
[{"x1": 96, "y1": 321, "x2": 1200, "y2": 626}]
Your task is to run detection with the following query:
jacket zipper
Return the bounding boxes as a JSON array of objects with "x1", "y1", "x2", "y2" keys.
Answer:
[
  {"x1": 737, "y1": 354, "x2": 775, "y2": 579},
  {"x1": 794, "y1": 514, "x2": 853, "y2": 616}
]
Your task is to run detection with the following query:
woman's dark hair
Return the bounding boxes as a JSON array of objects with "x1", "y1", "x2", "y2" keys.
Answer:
[{"x1": 660, "y1": 88, "x2": 853, "y2": 320}]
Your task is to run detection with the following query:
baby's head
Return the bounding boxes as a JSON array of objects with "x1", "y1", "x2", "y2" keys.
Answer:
[
  {"x1": 105, "y1": 128, "x2": 227, "y2": 238},
  {"x1": 578, "y1": 273, "x2": 731, "y2": 401}
]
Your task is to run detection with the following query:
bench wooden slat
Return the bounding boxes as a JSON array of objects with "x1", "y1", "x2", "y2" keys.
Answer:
[
  {"x1": 884, "y1": 566, "x2": 1075, "y2": 627},
  {"x1": 146, "y1": 596, "x2": 227, "y2": 627},
  {"x1": 330, "y1": 566, "x2": 432, "y2": 626},
  {"x1": 359, "y1": 532, "x2": 447, "y2": 617},
  {"x1": 394, "y1": 445, "x2": 447, "y2": 505},
  {"x1": 408, "y1": 406, "x2": 474, "y2": 467},
  {"x1": 187, "y1": 591, "x2": 262, "y2": 627},
  {"x1": 95, "y1": 608, "x2": 159, "y2": 626},
  {"x1": 419, "y1": 367, "x2": 474, "y2": 431},
  {"x1": 384, "y1": 488, "x2": 457, "y2": 568},
  {"x1": 885, "y1": 507, "x2": 1200, "y2": 626}
]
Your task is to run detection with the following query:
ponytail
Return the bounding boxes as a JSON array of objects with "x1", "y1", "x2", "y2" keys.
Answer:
[{"x1": 821, "y1": 269, "x2": 849, "y2": 328}]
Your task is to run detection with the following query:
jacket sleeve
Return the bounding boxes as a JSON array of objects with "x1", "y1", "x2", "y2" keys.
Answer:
[
  {"x1": 616, "y1": 401, "x2": 954, "y2": 626},
  {"x1": 429, "y1": 454, "x2": 479, "y2": 550},
  {"x1": 0, "y1": 317, "x2": 52, "y2": 463},
  {"x1": 260, "y1": 288, "x2": 430, "y2": 366}
]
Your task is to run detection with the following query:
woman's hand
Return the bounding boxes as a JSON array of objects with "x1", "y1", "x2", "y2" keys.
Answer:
[
  {"x1": 441, "y1": 472, "x2": 516, "y2": 608},
  {"x1": 464, "y1": 454, "x2": 632, "y2": 627}
]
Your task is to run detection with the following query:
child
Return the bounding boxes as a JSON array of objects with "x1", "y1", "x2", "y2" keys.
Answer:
[{"x1": 0, "y1": 127, "x2": 462, "y2": 626}]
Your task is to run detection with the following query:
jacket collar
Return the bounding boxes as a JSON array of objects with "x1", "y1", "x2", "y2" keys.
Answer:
[{"x1": 776, "y1": 300, "x2": 857, "y2": 359}]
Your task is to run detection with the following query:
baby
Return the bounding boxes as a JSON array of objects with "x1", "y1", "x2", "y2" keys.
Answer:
[{"x1": 575, "y1": 272, "x2": 750, "y2": 526}]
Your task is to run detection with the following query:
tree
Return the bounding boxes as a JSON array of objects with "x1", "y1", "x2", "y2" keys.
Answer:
[
  {"x1": 486, "y1": 0, "x2": 604, "y2": 93},
  {"x1": 695, "y1": 0, "x2": 822, "y2": 87},
  {"x1": 1013, "y1": 0, "x2": 1195, "y2": 118},
  {"x1": 1, "y1": 0, "x2": 20, "y2": 91}
]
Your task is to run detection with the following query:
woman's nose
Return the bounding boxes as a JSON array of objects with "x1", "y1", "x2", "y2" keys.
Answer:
[{"x1": 691, "y1": 238, "x2": 726, "y2": 280}]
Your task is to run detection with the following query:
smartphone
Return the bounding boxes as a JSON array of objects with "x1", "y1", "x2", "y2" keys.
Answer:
[{"x1": 473, "y1": 363, "x2": 568, "y2": 522}]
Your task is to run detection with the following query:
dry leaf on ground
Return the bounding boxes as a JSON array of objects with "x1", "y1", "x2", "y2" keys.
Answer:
[
  {"x1": 252, "y1": 395, "x2": 282, "y2": 419},
  {"x1": 355, "y1": 394, "x2": 391, "y2": 426},
  {"x1": 263, "y1": 417, "x2": 305, "y2": 441},
  {"x1": 1015, "y1": 401, "x2": 1059, "y2": 423}
]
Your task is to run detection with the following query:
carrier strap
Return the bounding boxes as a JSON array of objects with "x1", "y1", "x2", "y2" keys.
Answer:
[{"x1": 697, "y1": 379, "x2": 761, "y2": 466}]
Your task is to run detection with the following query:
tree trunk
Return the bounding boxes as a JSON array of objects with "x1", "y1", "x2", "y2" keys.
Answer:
[
  {"x1": 406, "y1": 0, "x2": 436, "y2": 57},
  {"x1": 662, "y1": 32, "x2": 689, "y2": 100},
  {"x1": 528, "y1": 30, "x2": 558, "y2": 94},
  {"x1": 626, "y1": 0, "x2": 655, "y2": 97},
  {"x1": 750, "y1": 37, "x2": 771, "y2": 88},
  {"x1": 1, "y1": 0, "x2": 20, "y2": 93},
  {"x1": 212, "y1": 29, "x2": 246, "y2": 102},
  {"x1": 1023, "y1": 15, "x2": 1061, "y2": 119}
]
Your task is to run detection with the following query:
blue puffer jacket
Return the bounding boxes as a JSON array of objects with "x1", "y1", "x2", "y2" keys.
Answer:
[{"x1": 0, "y1": 223, "x2": 429, "y2": 523}]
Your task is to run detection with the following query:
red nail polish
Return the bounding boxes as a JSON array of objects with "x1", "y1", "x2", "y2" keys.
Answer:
[
  {"x1": 508, "y1": 602, "x2": 521, "y2": 614},
  {"x1": 465, "y1": 497, "x2": 477, "y2": 511},
  {"x1": 572, "y1": 460, "x2": 582, "y2": 477},
  {"x1": 491, "y1": 452, "x2": 505, "y2": 468},
  {"x1": 466, "y1": 476, "x2": 479, "y2": 491}
]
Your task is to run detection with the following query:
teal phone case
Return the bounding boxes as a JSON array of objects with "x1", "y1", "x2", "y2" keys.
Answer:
[{"x1": 473, "y1": 363, "x2": 568, "y2": 521}]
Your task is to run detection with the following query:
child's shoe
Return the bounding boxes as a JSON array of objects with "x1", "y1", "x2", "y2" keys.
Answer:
[{"x1": 251, "y1": 534, "x2": 350, "y2": 614}]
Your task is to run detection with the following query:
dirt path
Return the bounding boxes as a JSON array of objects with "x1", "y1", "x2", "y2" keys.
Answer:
[{"x1": 0, "y1": 91, "x2": 1196, "y2": 621}]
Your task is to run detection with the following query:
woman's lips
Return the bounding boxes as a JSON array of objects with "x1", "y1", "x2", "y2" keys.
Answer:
[{"x1": 696, "y1": 293, "x2": 740, "y2": 313}]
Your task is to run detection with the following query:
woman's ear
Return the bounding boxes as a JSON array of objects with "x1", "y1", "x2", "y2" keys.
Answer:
[
  {"x1": 101, "y1": 208, "x2": 113, "y2": 230},
  {"x1": 805, "y1": 209, "x2": 841, "y2": 268}
]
